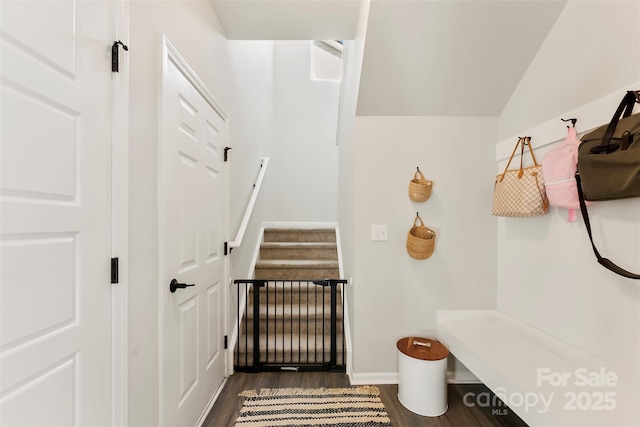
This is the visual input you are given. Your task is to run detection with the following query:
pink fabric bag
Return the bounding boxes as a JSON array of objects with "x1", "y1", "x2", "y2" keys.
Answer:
[{"x1": 541, "y1": 126, "x2": 588, "y2": 222}]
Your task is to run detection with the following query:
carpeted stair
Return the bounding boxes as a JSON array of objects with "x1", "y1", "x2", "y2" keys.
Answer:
[
  {"x1": 254, "y1": 228, "x2": 339, "y2": 280},
  {"x1": 235, "y1": 228, "x2": 344, "y2": 369}
]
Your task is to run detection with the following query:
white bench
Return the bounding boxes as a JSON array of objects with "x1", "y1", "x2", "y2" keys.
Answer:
[{"x1": 437, "y1": 310, "x2": 616, "y2": 427}]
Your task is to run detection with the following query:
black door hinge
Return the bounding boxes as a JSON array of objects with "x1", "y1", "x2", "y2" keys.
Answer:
[
  {"x1": 224, "y1": 242, "x2": 231, "y2": 255},
  {"x1": 111, "y1": 258, "x2": 119, "y2": 284},
  {"x1": 224, "y1": 147, "x2": 232, "y2": 162},
  {"x1": 112, "y1": 41, "x2": 128, "y2": 73},
  {"x1": 224, "y1": 335, "x2": 228, "y2": 349}
]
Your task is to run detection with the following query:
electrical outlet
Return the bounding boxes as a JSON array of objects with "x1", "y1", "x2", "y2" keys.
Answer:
[{"x1": 371, "y1": 225, "x2": 388, "y2": 241}]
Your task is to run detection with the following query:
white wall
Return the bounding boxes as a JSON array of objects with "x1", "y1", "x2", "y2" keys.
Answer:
[
  {"x1": 128, "y1": 2, "x2": 274, "y2": 425},
  {"x1": 225, "y1": 41, "x2": 342, "y2": 366},
  {"x1": 337, "y1": 0, "x2": 370, "y2": 370},
  {"x1": 350, "y1": 116, "x2": 498, "y2": 377},
  {"x1": 497, "y1": 1, "x2": 640, "y2": 424},
  {"x1": 312, "y1": 43, "x2": 342, "y2": 81},
  {"x1": 127, "y1": 6, "x2": 343, "y2": 424},
  {"x1": 257, "y1": 41, "x2": 340, "y2": 223},
  {"x1": 225, "y1": 41, "x2": 275, "y2": 234},
  {"x1": 499, "y1": 0, "x2": 640, "y2": 140}
]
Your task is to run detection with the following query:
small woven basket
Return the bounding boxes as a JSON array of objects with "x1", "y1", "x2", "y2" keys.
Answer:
[
  {"x1": 409, "y1": 169, "x2": 433, "y2": 202},
  {"x1": 407, "y1": 214, "x2": 436, "y2": 260}
]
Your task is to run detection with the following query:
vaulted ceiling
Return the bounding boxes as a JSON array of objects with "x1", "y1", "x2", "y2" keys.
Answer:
[{"x1": 210, "y1": 0, "x2": 568, "y2": 117}]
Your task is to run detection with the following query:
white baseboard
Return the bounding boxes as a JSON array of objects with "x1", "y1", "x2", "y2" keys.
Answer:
[
  {"x1": 447, "y1": 372, "x2": 482, "y2": 384},
  {"x1": 349, "y1": 370, "x2": 481, "y2": 385},
  {"x1": 349, "y1": 372, "x2": 399, "y2": 385},
  {"x1": 196, "y1": 377, "x2": 228, "y2": 427}
]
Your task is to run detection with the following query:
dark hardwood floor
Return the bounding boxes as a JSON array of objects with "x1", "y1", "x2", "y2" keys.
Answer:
[{"x1": 202, "y1": 372, "x2": 528, "y2": 427}]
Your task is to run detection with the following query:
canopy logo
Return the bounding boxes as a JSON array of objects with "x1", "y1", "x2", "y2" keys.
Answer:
[
  {"x1": 463, "y1": 388, "x2": 552, "y2": 415},
  {"x1": 463, "y1": 367, "x2": 619, "y2": 416}
]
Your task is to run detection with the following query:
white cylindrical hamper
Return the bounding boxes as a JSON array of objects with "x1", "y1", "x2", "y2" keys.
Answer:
[{"x1": 396, "y1": 337, "x2": 449, "y2": 417}]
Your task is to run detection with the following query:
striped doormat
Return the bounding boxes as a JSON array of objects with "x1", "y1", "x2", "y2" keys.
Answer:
[{"x1": 235, "y1": 386, "x2": 392, "y2": 426}]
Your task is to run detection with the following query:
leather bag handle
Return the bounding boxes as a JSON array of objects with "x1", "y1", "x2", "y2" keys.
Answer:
[
  {"x1": 500, "y1": 137, "x2": 523, "y2": 180},
  {"x1": 598, "y1": 91, "x2": 640, "y2": 150},
  {"x1": 523, "y1": 136, "x2": 539, "y2": 165},
  {"x1": 575, "y1": 173, "x2": 640, "y2": 279},
  {"x1": 500, "y1": 137, "x2": 537, "y2": 182}
]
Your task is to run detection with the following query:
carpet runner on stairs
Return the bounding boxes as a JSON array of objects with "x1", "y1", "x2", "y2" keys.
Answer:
[
  {"x1": 235, "y1": 228, "x2": 344, "y2": 370},
  {"x1": 255, "y1": 228, "x2": 339, "y2": 280}
]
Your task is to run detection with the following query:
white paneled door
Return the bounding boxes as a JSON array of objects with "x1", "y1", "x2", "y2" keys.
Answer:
[
  {"x1": 0, "y1": 1, "x2": 113, "y2": 426},
  {"x1": 161, "y1": 45, "x2": 226, "y2": 427}
]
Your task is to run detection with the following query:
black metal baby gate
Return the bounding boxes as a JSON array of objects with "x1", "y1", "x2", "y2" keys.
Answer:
[{"x1": 234, "y1": 279, "x2": 346, "y2": 372}]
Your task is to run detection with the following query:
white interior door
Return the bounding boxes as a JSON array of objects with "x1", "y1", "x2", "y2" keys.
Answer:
[
  {"x1": 161, "y1": 46, "x2": 227, "y2": 427},
  {"x1": 0, "y1": 1, "x2": 113, "y2": 426}
]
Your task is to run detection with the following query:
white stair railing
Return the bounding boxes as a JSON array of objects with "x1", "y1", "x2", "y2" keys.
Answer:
[{"x1": 229, "y1": 157, "x2": 269, "y2": 250}]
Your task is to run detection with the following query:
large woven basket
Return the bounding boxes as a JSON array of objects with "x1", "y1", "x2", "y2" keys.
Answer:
[
  {"x1": 407, "y1": 214, "x2": 436, "y2": 260},
  {"x1": 409, "y1": 169, "x2": 433, "y2": 202}
]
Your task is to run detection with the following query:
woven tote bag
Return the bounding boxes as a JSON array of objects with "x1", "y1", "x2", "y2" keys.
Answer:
[
  {"x1": 406, "y1": 214, "x2": 435, "y2": 259},
  {"x1": 492, "y1": 137, "x2": 548, "y2": 217}
]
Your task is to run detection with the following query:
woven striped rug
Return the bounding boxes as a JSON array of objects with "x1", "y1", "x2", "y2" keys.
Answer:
[{"x1": 235, "y1": 386, "x2": 392, "y2": 426}]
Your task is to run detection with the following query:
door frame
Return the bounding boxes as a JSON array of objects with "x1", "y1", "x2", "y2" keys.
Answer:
[
  {"x1": 157, "y1": 34, "x2": 230, "y2": 427},
  {"x1": 112, "y1": 1, "x2": 130, "y2": 426}
]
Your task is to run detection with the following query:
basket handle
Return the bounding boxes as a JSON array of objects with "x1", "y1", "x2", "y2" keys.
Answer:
[
  {"x1": 413, "y1": 213, "x2": 424, "y2": 227},
  {"x1": 414, "y1": 167, "x2": 425, "y2": 181}
]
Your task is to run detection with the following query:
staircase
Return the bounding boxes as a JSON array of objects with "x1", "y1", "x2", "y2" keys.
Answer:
[
  {"x1": 235, "y1": 228, "x2": 345, "y2": 371},
  {"x1": 255, "y1": 228, "x2": 339, "y2": 279}
]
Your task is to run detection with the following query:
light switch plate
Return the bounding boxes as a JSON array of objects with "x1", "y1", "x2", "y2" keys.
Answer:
[{"x1": 371, "y1": 224, "x2": 388, "y2": 241}]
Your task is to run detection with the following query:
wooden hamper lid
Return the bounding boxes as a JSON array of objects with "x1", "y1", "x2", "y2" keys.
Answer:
[{"x1": 396, "y1": 337, "x2": 449, "y2": 361}]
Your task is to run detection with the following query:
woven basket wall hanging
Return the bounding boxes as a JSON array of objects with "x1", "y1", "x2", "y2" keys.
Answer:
[
  {"x1": 406, "y1": 213, "x2": 436, "y2": 260},
  {"x1": 409, "y1": 167, "x2": 433, "y2": 202}
]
